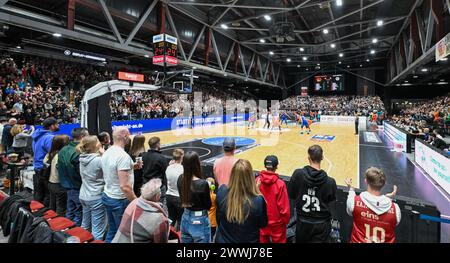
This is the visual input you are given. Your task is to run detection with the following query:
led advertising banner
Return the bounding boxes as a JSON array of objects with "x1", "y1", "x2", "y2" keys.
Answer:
[{"x1": 117, "y1": 71, "x2": 145, "y2": 83}]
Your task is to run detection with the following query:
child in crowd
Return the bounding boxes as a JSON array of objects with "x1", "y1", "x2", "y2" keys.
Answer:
[{"x1": 206, "y1": 177, "x2": 217, "y2": 239}]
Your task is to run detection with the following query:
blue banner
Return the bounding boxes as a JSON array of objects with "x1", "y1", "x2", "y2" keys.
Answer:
[{"x1": 40, "y1": 114, "x2": 249, "y2": 136}]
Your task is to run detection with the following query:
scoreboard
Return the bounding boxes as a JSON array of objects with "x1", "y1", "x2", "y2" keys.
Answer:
[{"x1": 152, "y1": 33, "x2": 178, "y2": 66}]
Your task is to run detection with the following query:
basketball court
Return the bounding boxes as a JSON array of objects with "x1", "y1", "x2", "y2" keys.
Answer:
[{"x1": 141, "y1": 120, "x2": 359, "y2": 187}]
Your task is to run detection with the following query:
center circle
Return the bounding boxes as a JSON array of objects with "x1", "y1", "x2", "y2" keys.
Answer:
[{"x1": 201, "y1": 136, "x2": 256, "y2": 147}]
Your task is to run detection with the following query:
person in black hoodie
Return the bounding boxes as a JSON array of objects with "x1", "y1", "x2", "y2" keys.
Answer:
[
  {"x1": 288, "y1": 145, "x2": 337, "y2": 243},
  {"x1": 142, "y1": 137, "x2": 169, "y2": 205}
]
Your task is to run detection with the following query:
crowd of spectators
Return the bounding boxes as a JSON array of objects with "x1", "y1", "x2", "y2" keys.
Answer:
[{"x1": 280, "y1": 95, "x2": 386, "y2": 117}]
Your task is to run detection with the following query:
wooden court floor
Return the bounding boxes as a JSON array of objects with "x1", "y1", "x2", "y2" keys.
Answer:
[{"x1": 141, "y1": 120, "x2": 359, "y2": 187}]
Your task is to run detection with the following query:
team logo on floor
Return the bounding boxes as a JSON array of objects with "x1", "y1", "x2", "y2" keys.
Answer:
[{"x1": 311, "y1": 134, "x2": 335, "y2": 142}]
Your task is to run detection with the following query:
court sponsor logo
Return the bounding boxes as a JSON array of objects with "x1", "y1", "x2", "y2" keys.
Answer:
[{"x1": 311, "y1": 134, "x2": 335, "y2": 142}]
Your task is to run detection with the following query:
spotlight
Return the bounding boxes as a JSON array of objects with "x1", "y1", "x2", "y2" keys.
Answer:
[
  {"x1": 299, "y1": 47, "x2": 305, "y2": 52},
  {"x1": 269, "y1": 51, "x2": 274, "y2": 55},
  {"x1": 377, "y1": 20, "x2": 383, "y2": 27},
  {"x1": 264, "y1": 15, "x2": 271, "y2": 21},
  {"x1": 330, "y1": 43, "x2": 336, "y2": 48},
  {"x1": 302, "y1": 56, "x2": 307, "y2": 61},
  {"x1": 370, "y1": 49, "x2": 376, "y2": 55},
  {"x1": 259, "y1": 39, "x2": 266, "y2": 43},
  {"x1": 338, "y1": 61, "x2": 342, "y2": 64},
  {"x1": 220, "y1": 24, "x2": 228, "y2": 29},
  {"x1": 372, "y1": 38, "x2": 378, "y2": 44},
  {"x1": 286, "y1": 58, "x2": 291, "y2": 62},
  {"x1": 323, "y1": 29, "x2": 329, "y2": 34},
  {"x1": 339, "y1": 53, "x2": 343, "y2": 57}
]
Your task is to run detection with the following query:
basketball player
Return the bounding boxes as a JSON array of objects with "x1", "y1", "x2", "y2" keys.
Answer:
[
  {"x1": 280, "y1": 111, "x2": 288, "y2": 127},
  {"x1": 270, "y1": 115, "x2": 282, "y2": 134},
  {"x1": 263, "y1": 109, "x2": 271, "y2": 130},
  {"x1": 300, "y1": 114, "x2": 311, "y2": 134},
  {"x1": 288, "y1": 145, "x2": 337, "y2": 243},
  {"x1": 248, "y1": 112, "x2": 257, "y2": 129},
  {"x1": 345, "y1": 167, "x2": 401, "y2": 243}
]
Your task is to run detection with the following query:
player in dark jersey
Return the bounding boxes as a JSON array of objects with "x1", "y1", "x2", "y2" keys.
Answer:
[
  {"x1": 280, "y1": 111, "x2": 288, "y2": 127},
  {"x1": 288, "y1": 145, "x2": 337, "y2": 243},
  {"x1": 345, "y1": 167, "x2": 400, "y2": 243}
]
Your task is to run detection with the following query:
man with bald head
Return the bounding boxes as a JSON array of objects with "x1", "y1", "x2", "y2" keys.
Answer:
[
  {"x1": 101, "y1": 126, "x2": 139, "y2": 242},
  {"x1": 1, "y1": 118, "x2": 17, "y2": 153}
]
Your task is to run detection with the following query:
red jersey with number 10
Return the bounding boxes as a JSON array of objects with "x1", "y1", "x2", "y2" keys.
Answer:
[{"x1": 350, "y1": 195, "x2": 397, "y2": 243}]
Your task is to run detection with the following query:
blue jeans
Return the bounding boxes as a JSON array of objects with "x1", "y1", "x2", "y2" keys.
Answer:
[
  {"x1": 80, "y1": 198, "x2": 107, "y2": 241},
  {"x1": 180, "y1": 209, "x2": 211, "y2": 243},
  {"x1": 66, "y1": 189, "x2": 82, "y2": 227},
  {"x1": 102, "y1": 193, "x2": 129, "y2": 243}
]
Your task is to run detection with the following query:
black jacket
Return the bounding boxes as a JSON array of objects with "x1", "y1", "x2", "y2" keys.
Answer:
[
  {"x1": 1, "y1": 124, "x2": 13, "y2": 148},
  {"x1": 0, "y1": 191, "x2": 33, "y2": 237},
  {"x1": 288, "y1": 166, "x2": 337, "y2": 223},
  {"x1": 142, "y1": 149, "x2": 169, "y2": 186},
  {"x1": 19, "y1": 217, "x2": 53, "y2": 243}
]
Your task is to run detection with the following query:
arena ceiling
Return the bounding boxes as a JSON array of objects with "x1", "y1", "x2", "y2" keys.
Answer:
[{"x1": 0, "y1": 0, "x2": 448, "y2": 88}]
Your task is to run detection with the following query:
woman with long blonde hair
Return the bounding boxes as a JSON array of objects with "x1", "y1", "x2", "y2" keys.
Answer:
[{"x1": 215, "y1": 159, "x2": 268, "y2": 243}]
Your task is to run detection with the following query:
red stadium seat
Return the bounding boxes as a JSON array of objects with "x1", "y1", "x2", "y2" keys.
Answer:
[
  {"x1": 47, "y1": 217, "x2": 75, "y2": 231},
  {"x1": 42, "y1": 210, "x2": 58, "y2": 220},
  {"x1": 65, "y1": 227, "x2": 94, "y2": 243},
  {"x1": 90, "y1": 240, "x2": 105, "y2": 243},
  {"x1": 30, "y1": 200, "x2": 44, "y2": 212}
]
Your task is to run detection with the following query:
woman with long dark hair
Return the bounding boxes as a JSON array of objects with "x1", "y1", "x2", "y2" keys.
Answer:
[
  {"x1": 177, "y1": 151, "x2": 211, "y2": 243},
  {"x1": 129, "y1": 135, "x2": 145, "y2": 196},
  {"x1": 45, "y1": 134, "x2": 70, "y2": 215}
]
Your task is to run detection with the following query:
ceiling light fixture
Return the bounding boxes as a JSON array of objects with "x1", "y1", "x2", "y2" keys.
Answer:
[
  {"x1": 421, "y1": 68, "x2": 428, "y2": 72},
  {"x1": 336, "y1": 0, "x2": 343, "y2": 6},
  {"x1": 264, "y1": 15, "x2": 271, "y2": 21},
  {"x1": 53, "y1": 33, "x2": 62, "y2": 37},
  {"x1": 269, "y1": 51, "x2": 274, "y2": 55},
  {"x1": 338, "y1": 61, "x2": 342, "y2": 64},
  {"x1": 377, "y1": 20, "x2": 383, "y2": 27},
  {"x1": 302, "y1": 56, "x2": 308, "y2": 61},
  {"x1": 286, "y1": 58, "x2": 291, "y2": 62},
  {"x1": 370, "y1": 49, "x2": 376, "y2": 55},
  {"x1": 259, "y1": 38, "x2": 266, "y2": 43},
  {"x1": 372, "y1": 38, "x2": 378, "y2": 44},
  {"x1": 299, "y1": 47, "x2": 305, "y2": 52},
  {"x1": 339, "y1": 53, "x2": 344, "y2": 57},
  {"x1": 144, "y1": 54, "x2": 150, "y2": 58},
  {"x1": 220, "y1": 24, "x2": 228, "y2": 29},
  {"x1": 323, "y1": 29, "x2": 329, "y2": 34},
  {"x1": 366, "y1": 59, "x2": 370, "y2": 62},
  {"x1": 330, "y1": 43, "x2": 336, "y2": 48}
]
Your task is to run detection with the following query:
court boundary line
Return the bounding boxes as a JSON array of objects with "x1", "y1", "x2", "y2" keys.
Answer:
[{"x1": 357, "y1": 134, "x2": 360, "y2": 189}]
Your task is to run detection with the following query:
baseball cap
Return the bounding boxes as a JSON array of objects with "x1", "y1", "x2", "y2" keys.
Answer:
[
  {"x1": 223, "y1": 137, "x2": 236, "y2": 151},
  {"x1": 42, "y1": 117, "x2": 58, "y2": 129},
  {"x1": 264, "y1": 155, "x2": 279, "y2": 169}
]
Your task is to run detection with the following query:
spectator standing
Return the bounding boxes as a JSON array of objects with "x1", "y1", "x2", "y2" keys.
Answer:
[
  {"x1": 345, "y1": 167, "x2": 401, "y2": 243},
  {"x1": 112, "y1": 179, "x2": 169, "y2": 243},
  {"x1": 97, "y1": 131, "x2": 110, "y2": 151},
  {"x1": 257, "y1": 155, "x2": 290, "y2": 243},
  {"x1": 177, "y1": 151, "x2": 212, "y2": 243},
  {"x1": 58, "y1": 127, "x2": 89, "y2": 226},
  {"x1": 288, "y1": 145, "x2": 337, "y2": 243},
  {"x1": 101, "y1": 127, "x2": 137, "y2": 243},
  {"x1": 0, "y1": 118, "x2": 6, "y2": 153},
  {"x1": 2, "y1": 118, "x2": 17, "y2": 153},
  {"x1": 142, "y1": 137, "x2": 169, "y2": 204},
  {"x1": 129, "y1": 134, "x2": 146, "y2": 196},
  {"x1": 213, "y1": 137, "x2": 238, "y2": 186},
  {"x1": 77, "y1": 135, "x2": 107, "y2": 240},
  {"x1": 32, "y1": 117, "x2": 59, "y2": 205},
  {"x1": 11, "y1": 124, "x2": 34, "y2": 157},
  {"x1": 165, "y1": 148, "x2": 184, "y2": 230},
  {"x1": 215, "y1": 159, "x2": 268, "y2": 243},
  {"x1": 45, "y1": 135, "x2": 69, "y2": 215}
]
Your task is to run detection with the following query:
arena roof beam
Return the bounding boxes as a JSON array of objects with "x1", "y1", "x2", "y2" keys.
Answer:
[
  {"x1": 211, "y1": 0, "x2": 238, "y2": 27},
  {"x1": 415, "y1": 9, "x2": 427, "y2": 53},
  {"x1": 210, "y1": 31, "x2": 224, "y2": 71},
  {"x1": 424, "y1": 8, "x2": 434, "y2": 51},
  {"x1": 124, "y1": 0, "x2": 157, "y2": 46},
  {"x1": 0, "y1": 0, "x2": 8, "y2": 7},
  {"x1": 263, "y1": 61, "x2": 270, "y2": 82},
  {"x1": 165, "y1": 5, "x2": 187, "y2": 61},
  {"x1": 389, "y1": 0, "x2": 422, "y2": 54},
  {"x1": 187, "y1": 25, "x2": 206, "y2": 62},
  {"x1": 98, "y1": 0, "x2": 124, "y2": 44},
  {"x1": 223, "y1": 42, "x2": 235, "y2": 71}
]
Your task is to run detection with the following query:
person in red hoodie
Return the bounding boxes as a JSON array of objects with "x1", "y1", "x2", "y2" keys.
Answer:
[{"x1": 257, "y1": 155, "x2": 290, "y2": 243}]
